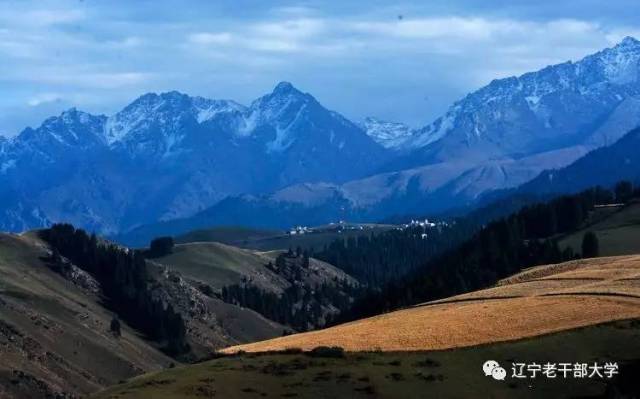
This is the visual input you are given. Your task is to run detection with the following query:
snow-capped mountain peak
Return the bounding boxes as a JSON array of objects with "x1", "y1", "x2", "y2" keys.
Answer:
[
  {"x1": 104, "y1": 91, "x2": 245, "y2": 148},
  {"x1": 19, "y1": 108, "x2": 108, "y2": 148},
  {"x1": 239, "y1": 81, "x2": 315, "y2": 149},
  {"x1": 249, "y1": 81, "x2": 311, "y2": 118},
  {"x1": 596, "y1": 36, "x2": 640, "y2": 84},
  {"x1": 272, "y1": 81, "x2": 298, "y2": 95},
  {"x1": 404, "y1": 36, "x2": 640, "y2": 159},
  {"x1": 192, "y1": 97, "x2": 246, "y2": 123},
  {"x1": 360, "y1": 117, "x2": 414, "y2": 150}
]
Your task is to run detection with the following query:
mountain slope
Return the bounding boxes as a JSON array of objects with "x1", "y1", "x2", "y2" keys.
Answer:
[
  {"x1": 359, "y1": 117, "x2": 414, "y2": 149},
  {"x1": 94, "y1": 319, "x2": 640, "y2": 399},
  {"x1": 150, "y1": 241, "x2": 359, "y2": 331},
  {"x1": 558, "y1": 201, "x2": 640, "y2": 257},
  {"x1": 119, "y1": 144, "x2": 591, "y2": 244},
  {"x1": 511, "y1": 126, "x2": 640, "y2": 197},
  {"x1": 224, "y1": 255, "x2": 640, "y2": 353},
  {"x1": 0, "y1": 232, "x2": 172, "y2": 398},
  {"x1": 154, "y1": 242, "x2": 356, "y2": 294},
  {"x1": 154, "y1": 242, "x2": 285, "y2": 292}
]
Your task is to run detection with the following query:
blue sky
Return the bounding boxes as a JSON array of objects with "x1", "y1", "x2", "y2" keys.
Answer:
[{"x1": 1, "y1": 0, "x2": 639, "y2": 136}]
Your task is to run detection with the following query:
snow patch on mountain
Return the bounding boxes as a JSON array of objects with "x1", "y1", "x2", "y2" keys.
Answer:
[
  {"x1": 409, "y1": 109, "x2": 457, "y2": 148},
  {"x1": 601, "y1": 36, "x2": 640, "y2": 84},
  {"x1": 360, "y1": 117, "x2": 414, "y2": 149},
  {"x1": 193, "y1": 98, "x2": 246, "y2": 123},
  {"x1": 104, "y1": 92, "x2": 245, "y2": 147},
  {"x1": 241, "y1": 81, "x2": 315, "y2": 152}
]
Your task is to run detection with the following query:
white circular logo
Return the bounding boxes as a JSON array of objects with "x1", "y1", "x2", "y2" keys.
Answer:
[
  {"x1": 483, "y1": 360, "x2": 506, "y2": 380},
  {"x1": 482, "y1": 360, "x2": 500, "y2": 376},
  {"x1": 491, "y1": 367, "x2": 507, "y2": 381}
]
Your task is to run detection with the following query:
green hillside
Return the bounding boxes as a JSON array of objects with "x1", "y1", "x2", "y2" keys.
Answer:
[
  {"x1": 93, "y1": 318, "x2": 640, "y2": 399},
  {"x1": 0, "y1": 233, "x2": 172, "y2": 398},
  {"x1": 153, "y1": 242, "x2": 286, "y2": 292},
  {"x1": 559, "y1": 201, "x2": 640, "y2": 256},
  {"x1": 153, "y1": 241, "x2": 357, "y2": 294},
  {"x1": 175, "y1": 226, "x2": 282, "y2": 247}
]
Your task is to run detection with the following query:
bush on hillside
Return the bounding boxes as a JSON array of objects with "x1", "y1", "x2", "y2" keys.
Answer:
[
  {"x1": 582, "y1": 231, "x2": 600, "y2": 258},
  {"x1": 307, "y1": 346, "x2": 345, "y2": 358},
  {"x1": 148, "y1": 236, "x2": 175, "y2": 258}
]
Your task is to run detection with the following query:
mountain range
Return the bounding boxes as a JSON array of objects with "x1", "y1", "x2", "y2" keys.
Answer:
[
  {"x1": 0, "y1": 82, "x2": 387, "y2": 235},
  {"x1": 3, "y1": 38, "x2": 640, "y2": 243}
]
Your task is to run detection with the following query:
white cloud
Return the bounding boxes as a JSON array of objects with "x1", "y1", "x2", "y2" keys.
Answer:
[
  {"x1": 25, "y1": 9, "x2": 85, "y2": 26},
  {"x1": 1, "y1": 1, "x2": 640, "y2": 134},
  {"x1": 188, "y1": 32, "x2": 233, "y2": 45},
  {"x1": 606, "y1": 29, "x2": 640, "y2": 44},
  {"x1": 350, "y1": 17, "x2": 518, "y2": 40},
  {"x1": 188, "y1": 18, "x2": 330, "y2": 54},
  {"x1": 27, "y1": 93, "x2": 63, "y2": 107}
]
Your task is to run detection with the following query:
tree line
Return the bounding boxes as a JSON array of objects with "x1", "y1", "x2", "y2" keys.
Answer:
[
  {"x1": 41, "y1": 224, "x2": 188, "y2": 355},
  {"x1": 334, "y1": 182, "x2": 637, "y2": 323},
  {"x1": 311, "y1": 223, "x2": 477, "y2": 288}
]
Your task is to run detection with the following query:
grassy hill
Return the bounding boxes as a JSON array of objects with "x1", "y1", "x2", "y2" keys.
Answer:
[
  {"x1": 93, "y1": 254, "x2": 640, "y2": 399},
  {"x1": 0, "y1": 228, "x2": 293, "y2": 398},
  {"x1": 153, "y1": 242, "x2": 357, "y2": 295},
  {"x1": 0, "y1": 232, "x2": 173, "y2": 398},
  {"x1": 150, "y1": 241, "x2": 359, "y2": 332},
  {"x1": 224, "y1": 255, "x2": 640, "y2": 353},
  {"x1": 152, "y1": 242, "x2": 286, "y2": 292},
  {"x1": 559, "y1": 201, "x2": 640, "y2": 256},
  {"x1": 175, "y1": 226, "x2": 282, "y2": 247}
]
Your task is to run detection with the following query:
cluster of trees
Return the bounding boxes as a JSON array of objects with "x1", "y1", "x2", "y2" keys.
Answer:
[
  {"x1": 222, "y1": 279, "x2": 357, "y2": 331},
  {"x1": 312, "y1": 224, "x2": 476, "y2": 287},
  {"x1": 268, "y1": 247, "x2": 310, "y2": 273},
  {"x1": 146, "y1": 236, "x2": 175, "y2": 258},
  {"x1": 222, "y1": 251, "x2": 358, "y2": 331},
  {"x1": 41, "y1": 224, "x2": 188, "y2": 355},
  {"x1": 613, "y1": 181, "x2": 638, "y2": 203},
  {"x1": 335, "y1": 185, "x2": 628, "y2": 322}
]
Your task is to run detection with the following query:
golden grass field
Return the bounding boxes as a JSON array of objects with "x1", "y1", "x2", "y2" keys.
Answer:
[{"x1": 224, "y1": 255, "x2": 640, "y2": 353}]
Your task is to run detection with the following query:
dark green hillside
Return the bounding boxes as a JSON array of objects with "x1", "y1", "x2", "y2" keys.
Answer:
[
  {"x1": 94, "y1": 319, "x2": 640, "y2": 399},
  {"x1": 151, "y1": 241, "x2": 359, "y2": 332},
  {"x1": 559, "y1": 201, "x2": 640, "y2": 256},
  {"x1": 153, "y1": 241, "x2": 283, "y2": 292},
  {"x1": 37, "y1": 224, "x2": 287, "y2": 360},
  {"x1": 0, "y1": 233, "x2": 172, "y2": 398},
  {"x1": 507, "y1": 127, "x2": 640, "y2": 200},
  {"x1": 40, "y1": 224, "x2": 190, "y2": 356}
]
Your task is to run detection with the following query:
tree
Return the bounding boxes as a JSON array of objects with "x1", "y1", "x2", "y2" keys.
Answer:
[
  {"x1": 110, "y1": 317, "x2": 121, "y2": 337},
  {"x1": 41, "y1": 224, "x2": 189, "y2": 355},
  {"x1": 148, "y1": 236, "x2": 174, "y2": 258},
  {"x1": 582, "y1": 231, "x2": 600, "y2": 258},
  {"x1": 615, "y1": 181, "x2": 634, "y2": 203}
]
